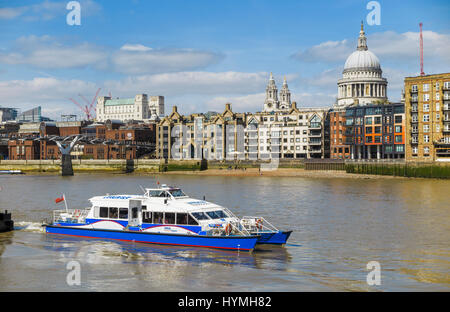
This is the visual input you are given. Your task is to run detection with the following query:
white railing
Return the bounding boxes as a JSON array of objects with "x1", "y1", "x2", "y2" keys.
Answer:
[
  {"x1": 53, "y1": 209, "x2": 89, "y2": 224},
  {"x1": 240, "y1": 216, "x2": 279, "y2": 233}
]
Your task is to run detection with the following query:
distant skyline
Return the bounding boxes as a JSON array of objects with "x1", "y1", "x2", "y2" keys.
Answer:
[{"x1": 0, "y1": 0, "x2": 449, "y2": 119}]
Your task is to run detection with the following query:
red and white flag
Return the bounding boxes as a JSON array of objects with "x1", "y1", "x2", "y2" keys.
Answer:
[{"x1": 55, "y1": 195, "x2": 65, "y2": 204}]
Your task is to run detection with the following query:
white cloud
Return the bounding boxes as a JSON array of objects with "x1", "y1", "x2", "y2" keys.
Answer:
[
  {"x1": 0, "y1": 7, "x2": 27, "y2": 20},
  {"x1": 120, "y1": 44, "x2": 153, "y2": 52},
  {"x1": 104, "y1": 71, "x2": 269, "y2": 96},
  {"x1": 111, "y1": 48, "x2": 224, "y2": 75},
  {"x1": 0, "y1": 36, "x2": 223, "y2": 74},
  {"x1": 0, "y1": 35, "x2": 107, "y2": 69},
  {"x1": 292, "y1": 30, "x2": 450, "y2": 68}
]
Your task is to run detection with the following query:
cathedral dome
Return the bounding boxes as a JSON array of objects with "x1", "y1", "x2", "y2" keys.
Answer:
[{"x1": 344, "y1": 49, "x2": 380, "y2": 72}]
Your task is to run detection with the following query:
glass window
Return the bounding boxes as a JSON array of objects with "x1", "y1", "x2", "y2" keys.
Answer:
[
  {"x1": 191, "y1": 212, "x2": 209, "y2": 220},
  {"x1": 119, "y1": 208, "x2": 128, "y2": 219},
  {"x1": 395, "y1": 135, "x2": 403, "y2": 143},
  {"x1": 164, "y1": 213, "x2": 175, "y2": 224},
  {"x1": 176, "y1": 213, "x2": 188, "y2": 225},
  {"x1": 132, "y1": 207, "x2": 138, "y2": 219},
  {"x1": 206, "y1": 210, "x2": 228, "y2": 219},
  {"x1": 142, "y1": 211, "x2": 152, "y2": 223},
  {"x1": 153, "y1": 212, "x2": 164, "y2": 224},
  {"x1": 169, "y1": 189, "x2": 186, "y2": 197},
  {"x1": 109, "y1": 207, "x2": 118, "y2": 219},
  {"x1": 188, "y1": 214, "x2": 198, "y2": 225},
  {"x1": 394, "y1": 115, "x2": 403, "y2": 123},
  {"x1": 100, "y1": 207, "x2": 108, "y2": 218}
]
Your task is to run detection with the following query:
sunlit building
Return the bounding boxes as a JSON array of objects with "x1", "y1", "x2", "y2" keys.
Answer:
[{"x1": 404, "y1": 73, "x2": 450, "y2": 161}]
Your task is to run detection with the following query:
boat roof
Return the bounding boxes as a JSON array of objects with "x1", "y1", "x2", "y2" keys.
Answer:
[{"x1": 89, "y1": 193, "x2": 225, "y2": 213}]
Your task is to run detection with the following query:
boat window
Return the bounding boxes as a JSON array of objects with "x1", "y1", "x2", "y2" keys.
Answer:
[
  {"x1": 164, "y1": 212, "x2": 175, "y2": 224},
  {"x1": 142, "y1": 211, "x2": 152, "y2": 223},
  {"x1": 119, "y1": 208, "x2": 128, "y2": 219},
  {"x1": 168, "y1": 189, "x2": 186, "y2": 197},
  {"x1": 131, "y1": 207, "x2": 138, "y2": 219},
  {"x1": 109, "y1": 207, "x2": 118, "y2": 219},
  {"x1": 93, "y1": 206, "x2": 99, "y2": 218},
  {"x1": 176, "y1": 213, "x2": 188, "y2": 225},
  {"x1": 188, "y1": 214, "x2": 198, "y2": 225},
  {"x1": 191, "y1": 212, "x2": 209, "y2": 220},
  {"x1": 154, "y1": 212, "x2": 164, "y2": 224},
  {"x1": 205, "y1": 210, "x2": 228, "y2": 219},
  {"x1": 100, "y1": 207, "x2": 108, "y2": 218},
  {"x1": 142, "y1": 205, "x2": 147, "y2": 211},
  {"x1": 150, "y1": 190, "x2": 169, "y2": 197},
  {"x1": 149, "y1": 190, "x2": 163, "y2": 197}
]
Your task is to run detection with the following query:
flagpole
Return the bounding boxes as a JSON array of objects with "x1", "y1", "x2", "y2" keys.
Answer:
[{"x1": 63, "y1": 194, "x2": 69, "y2": 213}]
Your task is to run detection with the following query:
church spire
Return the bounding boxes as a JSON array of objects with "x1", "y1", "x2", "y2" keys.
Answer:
[{"x1": 357, "y1": 21, "x2": 368, "y2": 51}]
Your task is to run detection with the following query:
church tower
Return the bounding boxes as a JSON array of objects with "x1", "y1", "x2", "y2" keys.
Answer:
[
  {"x1": 263, "y1": 73, "x2": 279, "y2": 112},
  {"x1": 279, "y1": 76, "x2": 291, "y2": 111}
]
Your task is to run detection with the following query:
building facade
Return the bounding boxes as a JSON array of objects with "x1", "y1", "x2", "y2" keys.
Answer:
[
  {"x1": 404, "y1": 73, "x2": 450, "y2": 161},
  {"x1": 344, "y1": 103, "x2": 405, "y2": 159},
  {"x1": 156, "y1": 101, "x2": 328, "y2": 160},
  {"x1": 96, "y1": 94, "x2": 164, "y2": 122}
]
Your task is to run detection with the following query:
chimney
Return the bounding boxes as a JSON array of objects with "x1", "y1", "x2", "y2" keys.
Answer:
[
  {"x1": 172, "y1": 106, "x2": 178, "y2": 113},
  {"x1": 225, "y1": 103, "x2": 232, "y2": 111},
  {"x1": 291, "y1": 101, "x2": 297, "y2": 109}
]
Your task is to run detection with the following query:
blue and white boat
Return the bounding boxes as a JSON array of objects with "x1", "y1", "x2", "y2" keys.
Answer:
[{"x1": 44, "y1": 185, "x2": 291, "y2": 251}]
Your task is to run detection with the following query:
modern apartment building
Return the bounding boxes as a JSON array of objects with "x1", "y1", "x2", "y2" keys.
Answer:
[
  {"x1": 344, "y1": 103, "x2": 405, "y2": 159},
  {"x1": 404, "y1": 73, "x2": 450, "y2": 161}
]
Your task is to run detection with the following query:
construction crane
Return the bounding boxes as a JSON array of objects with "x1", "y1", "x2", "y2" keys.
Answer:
[
  {"x1": 419, "y1": 22, "x2": 425, "y2": 76},
  {"x1": 69, "y1": 88, "x2": 101, "y2": 120}
]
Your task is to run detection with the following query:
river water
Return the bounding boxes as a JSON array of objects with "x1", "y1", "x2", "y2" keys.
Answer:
[{"x1": 0, "y1": 173, "x2": 449, "y2": 291}]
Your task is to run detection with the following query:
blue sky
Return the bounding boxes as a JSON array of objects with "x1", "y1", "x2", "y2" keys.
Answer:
[{"x1": 0, "y1": 0, "x2": 449, "y2": 119}]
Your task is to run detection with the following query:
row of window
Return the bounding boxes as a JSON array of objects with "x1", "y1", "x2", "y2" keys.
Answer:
[{"x1": 97, "y1": 207, "x2": 199, "y2": 225}]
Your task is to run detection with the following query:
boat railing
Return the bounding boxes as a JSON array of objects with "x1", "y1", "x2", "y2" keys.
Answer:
[
  {"x1": 240, "y1": 216, "x2": 279, "y2": 233},
  {"x1": 53, "y1": 209, "x2": 89, "y2": 224}
]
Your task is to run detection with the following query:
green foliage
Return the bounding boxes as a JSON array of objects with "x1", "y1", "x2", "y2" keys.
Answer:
[{"x1": 345, "y1": 163, "x2": 450, "y2": 179}]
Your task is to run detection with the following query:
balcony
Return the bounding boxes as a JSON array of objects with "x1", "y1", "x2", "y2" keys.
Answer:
[
  {"x1": 308, "y1": 139, "x2": 322, "y2": 145},
  {"x1": 444, "y1": 105, "x2": 450, "y2": 111},
  {"x1": 308, "y1": 123, "x2": 322, "y2": 129},
  {"x1": 444, "y1": 127, "x2": 450, "y2": 132},
  {"x1": 411, "y1": 106, "x2": 418, "y2": 113},
  {"x1": 308, "y1": 131, "x2": 322, "y2": 137},
  {"x1": 410, "y1": 97, "x2": 418, "y2": 102}
]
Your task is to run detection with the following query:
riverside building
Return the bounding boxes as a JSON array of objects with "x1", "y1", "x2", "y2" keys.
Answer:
[
  {"x1": 96, "y1": 94, "x2": 164, "y2": 122},
  {"x1": 404, "y1": 73, "x2": 450, "y2": 161},
  {"x1": 156, "y1": 74, "x2": 328, "y2": 160}
]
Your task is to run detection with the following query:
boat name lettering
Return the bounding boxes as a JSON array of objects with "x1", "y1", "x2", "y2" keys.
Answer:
[
  {"x1": 188, "y1": 201, "x2": 208, "y2": 205},
  {"x1": 103, "y1": 195, "x2": 132, "y2": 199}
]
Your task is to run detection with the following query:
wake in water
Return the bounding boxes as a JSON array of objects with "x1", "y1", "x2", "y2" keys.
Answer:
[{"x1": 14, "y1": 221, "x2": 45, "y2": 233}]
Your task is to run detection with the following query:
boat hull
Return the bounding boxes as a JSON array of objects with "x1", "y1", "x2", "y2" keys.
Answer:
[
  {"x1": 253, "y1": 230, "x2": 292, "y2": 245},
  {"x1": 45, "y1": 225, "x2": 258, "y2": 252}
]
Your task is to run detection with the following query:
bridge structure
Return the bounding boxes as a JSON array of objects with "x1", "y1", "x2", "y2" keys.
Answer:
[{"x1": 1, "y1": 134, "x2": 156, "y2": 175}]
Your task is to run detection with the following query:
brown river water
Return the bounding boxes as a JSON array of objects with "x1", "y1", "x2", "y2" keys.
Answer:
[{"x1": 0, "y1": 173, "x2": 449, "y2": 291}]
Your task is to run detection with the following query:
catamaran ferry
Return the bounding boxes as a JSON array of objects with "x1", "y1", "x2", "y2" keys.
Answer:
[{"x1": 44, "y1": 185, "x2": 292, "y2": 252}]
